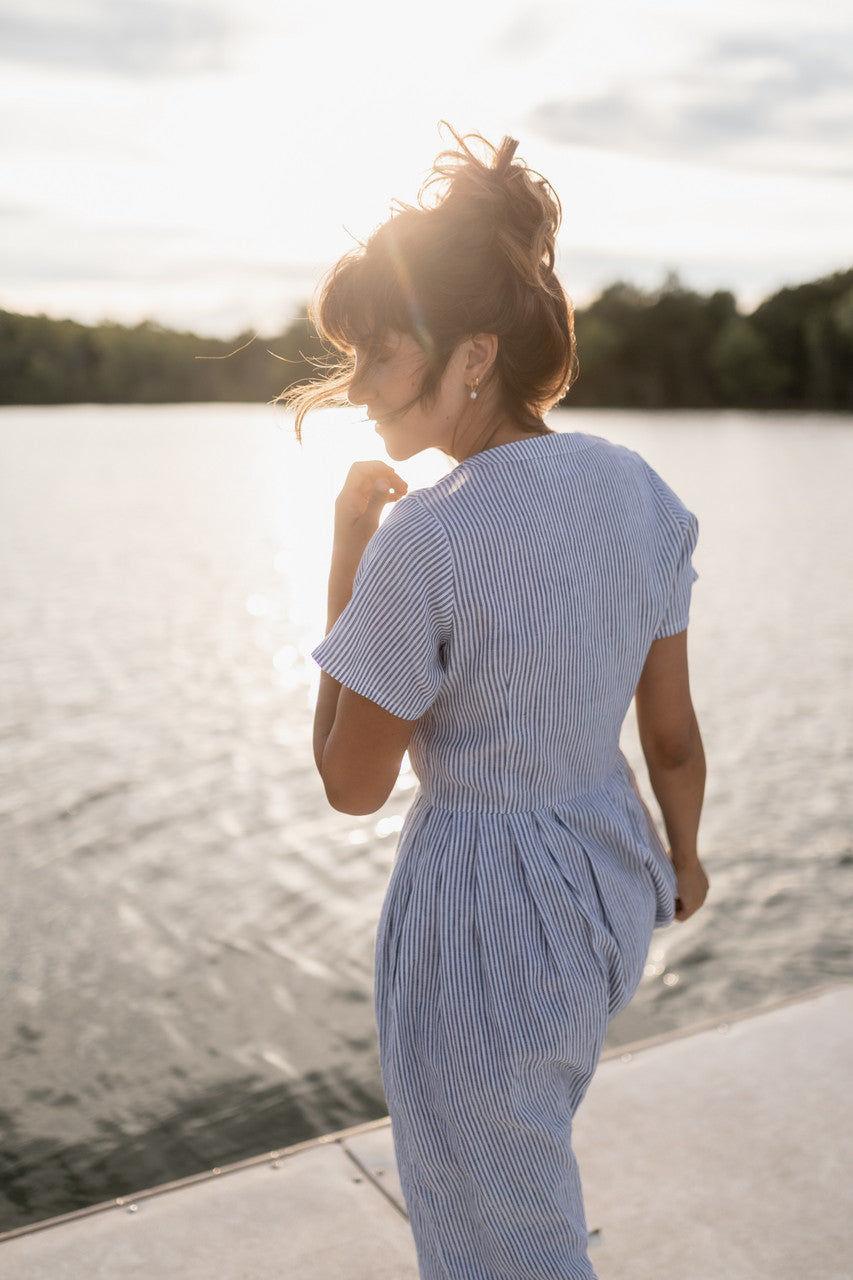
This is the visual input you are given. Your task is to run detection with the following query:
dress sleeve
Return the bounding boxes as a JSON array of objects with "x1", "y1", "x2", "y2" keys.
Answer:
[
  {"x1": 312, "y1": 496, "x2": 454, "y2": 720},
  {"x1": 655, "y1": 507, "x2": 699, "y2": 640}
]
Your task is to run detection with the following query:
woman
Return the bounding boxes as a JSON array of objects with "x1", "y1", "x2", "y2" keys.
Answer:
[{"x1": 287, "y1": 129, "x2": 709, "y2": 1280}]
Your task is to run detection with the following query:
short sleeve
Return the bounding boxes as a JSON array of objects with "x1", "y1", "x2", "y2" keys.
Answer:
[
  {"x1": 312, "y1": 496, "x2": 454, "y2": 719},
  {"x1": 655, "y1": 508, "x2": 699, "y2": 640}
]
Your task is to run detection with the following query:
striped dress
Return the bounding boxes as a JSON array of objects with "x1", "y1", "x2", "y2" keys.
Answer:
[{"x1": 313, "y1": 431, "x2": 698, "y2": 1280}]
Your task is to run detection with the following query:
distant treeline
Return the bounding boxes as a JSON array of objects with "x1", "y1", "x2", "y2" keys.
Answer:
[
  {"x1": 2, "y1": 267, "x2": 852, "y2": 411},
  {"x1": 571, "y1": 268, "x2": 853, "y2": 410}
]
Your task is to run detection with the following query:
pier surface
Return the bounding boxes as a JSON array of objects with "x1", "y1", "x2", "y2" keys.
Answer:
[{"x1": 2, "y1": 984, "x2": 851, "y2": 1279}]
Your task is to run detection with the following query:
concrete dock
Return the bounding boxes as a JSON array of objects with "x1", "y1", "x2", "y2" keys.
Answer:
[{"x1": 2, "y1": 985, "x2": 851, "y2": 1279}]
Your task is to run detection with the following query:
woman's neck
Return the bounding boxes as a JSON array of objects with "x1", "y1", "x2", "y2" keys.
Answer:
[{"x1": 450, "y1": 407, "x2": 551, "y2": 463}]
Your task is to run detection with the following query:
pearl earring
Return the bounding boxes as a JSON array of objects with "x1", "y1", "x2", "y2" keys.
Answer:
[{"x1": 470, "y1": 377, "x2": 480, "y2": 401}]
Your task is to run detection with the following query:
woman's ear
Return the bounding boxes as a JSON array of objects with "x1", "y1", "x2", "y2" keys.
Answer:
[{"x1": 463, "y1": 333, "x2": 499, "y2": 382}]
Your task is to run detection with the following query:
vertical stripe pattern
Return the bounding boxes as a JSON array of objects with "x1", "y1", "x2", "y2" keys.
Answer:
[{"x1": 313, "y1": 431, "x2": 698, "y2": 1280}]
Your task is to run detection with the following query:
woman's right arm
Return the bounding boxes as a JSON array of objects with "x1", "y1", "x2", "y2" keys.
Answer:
[{"x1": 634, "y1": 630, "x2": 709, "y2": 921}]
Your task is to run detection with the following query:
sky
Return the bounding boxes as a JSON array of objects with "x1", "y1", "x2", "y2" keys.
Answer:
[{"x1": 1, "y1": 0, "x2": 852, "y2": 337}]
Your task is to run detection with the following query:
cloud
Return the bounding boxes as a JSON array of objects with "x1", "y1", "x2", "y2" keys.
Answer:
[
  {"x1": 526, "y1": 29, "x2": 853, "y2": 177},
  {"x1": 0, "y1": 203, "x2": 317, "y2": 284},
  {"x1": 0, "y1": 201, "x2": 324, "y2": 333},
  {"x1": 488, "y1": 2, "x2": 563, "y2": 61},
  {"x1": 0, "y1": 0, "x2": 234, "y2": 77}
]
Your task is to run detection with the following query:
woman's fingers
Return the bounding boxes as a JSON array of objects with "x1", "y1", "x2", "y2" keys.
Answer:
[
  {"x1": 333, "y1": 461, "x2": 408, "y2": 551},
  {"x1": 673, "y1": 860, "x2": 710, "y2": 921},
  {"x1": 338, "y1": 461, "x2": 407, "y2": 516}
]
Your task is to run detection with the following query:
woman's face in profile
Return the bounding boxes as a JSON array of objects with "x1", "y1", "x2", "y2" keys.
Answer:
[{"x1": 348, "y1": 331, "x2": 466, "y2": 461}]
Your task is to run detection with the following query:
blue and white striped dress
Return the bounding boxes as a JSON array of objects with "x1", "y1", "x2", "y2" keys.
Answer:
[{"x1": 313, "y1": 431, "x2": 698, "y2": 1280}]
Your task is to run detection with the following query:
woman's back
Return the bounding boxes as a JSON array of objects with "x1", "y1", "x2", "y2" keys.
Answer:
[{"x1": 320, "y1": 431, "x2": 697, "y2": 814}]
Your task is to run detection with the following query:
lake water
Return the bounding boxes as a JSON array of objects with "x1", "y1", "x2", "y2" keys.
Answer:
[{"x1": 1, "y1": 404, "x2": 851, "y2": 1232}]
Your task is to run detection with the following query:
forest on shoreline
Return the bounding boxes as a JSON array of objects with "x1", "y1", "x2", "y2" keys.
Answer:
[{"x1": 1, "y1": 267, "x2": 852, "y2": 412}]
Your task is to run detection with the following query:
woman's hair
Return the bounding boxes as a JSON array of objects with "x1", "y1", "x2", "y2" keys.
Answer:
[{"x1": 282, "y1": 126, "x2": 577, "y2": 439}]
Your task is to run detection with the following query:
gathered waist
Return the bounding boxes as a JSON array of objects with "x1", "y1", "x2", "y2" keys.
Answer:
[
  {"x1": 411, "y1": 755, "x2": 638, "y2": 817},
  {"x1": 395, "y1": 757, "x2": 677, "y2": 930}
]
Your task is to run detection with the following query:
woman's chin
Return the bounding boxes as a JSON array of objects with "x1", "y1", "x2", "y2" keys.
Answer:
[
  {"x1": 378, "y1": 433, "x2": 414, "y2": 463},
  {"x1": 375, "y1": 421, "x2": 430, "y2": 463},
  {"x1": 388, "y1": 444, "x2": 422, "y2": 463}
]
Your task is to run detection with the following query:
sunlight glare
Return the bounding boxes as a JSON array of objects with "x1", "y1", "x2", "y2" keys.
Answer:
[{"x1": 259, "y1": 406, "x2": 451, "y2": 688}]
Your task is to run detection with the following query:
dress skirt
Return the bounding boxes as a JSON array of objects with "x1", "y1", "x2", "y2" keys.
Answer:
[{"x1": 374, "y1": 781, "x2": 670, "y2": 1280}]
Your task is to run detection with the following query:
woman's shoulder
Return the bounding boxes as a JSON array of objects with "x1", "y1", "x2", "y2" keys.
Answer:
[
  {"x1": 367, "y1": 488, "x2": 450, "y2": 559},
  {"x1": 567, "y1": 433, "x2": 696, "y2": 523}
]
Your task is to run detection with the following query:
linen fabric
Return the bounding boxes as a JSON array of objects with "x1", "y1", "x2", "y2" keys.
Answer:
[{"x1": 313, "y1": 431, "x2": 698, "y2": 1280}]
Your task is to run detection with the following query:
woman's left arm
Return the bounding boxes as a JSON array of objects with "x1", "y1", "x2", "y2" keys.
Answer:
[{"x1": 314, "y1": 461, "x2": 415, "y2": 815}]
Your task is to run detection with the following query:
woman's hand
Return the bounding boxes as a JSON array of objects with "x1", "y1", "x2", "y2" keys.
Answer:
[
  {"x1": 673, "y1": 857, "x2": 710, "y2": 922},
  {"x1": 325, "y1": 461, "x2": 407, "y2": 632},
  {"x1": 333, "y1": 461, "x2": 408, "y2": 559}
]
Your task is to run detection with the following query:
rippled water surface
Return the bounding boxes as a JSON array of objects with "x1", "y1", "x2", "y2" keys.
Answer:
[{"x1": 1, "y1": 404, "x2": 851, "y2": 1231}]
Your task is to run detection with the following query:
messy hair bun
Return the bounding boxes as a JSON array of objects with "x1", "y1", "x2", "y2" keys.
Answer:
[
  {"x1": 284, "y1": 126, "x2": 577, "y2": 437},
  {"x1": 425, "y1": 132, "x2": 559, "y2": 292}
]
